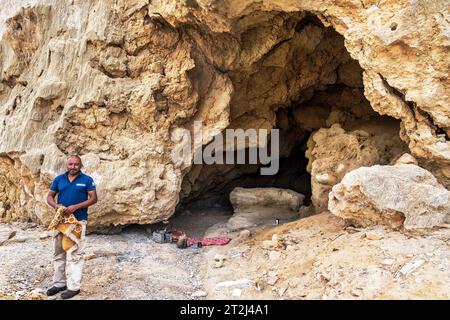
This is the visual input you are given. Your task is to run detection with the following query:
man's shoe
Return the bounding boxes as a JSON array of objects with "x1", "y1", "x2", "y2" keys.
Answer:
[
  {"x1": 46, "y1": 286, "x2": 67, "y2": 296},
  {"x1": 61, "y1": 289, "x2": 80, "y2": 299}
]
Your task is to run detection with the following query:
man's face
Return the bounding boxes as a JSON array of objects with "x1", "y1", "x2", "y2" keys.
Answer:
[{"x1": 67, "y1": 157, "x2": 82, "y2": 175}]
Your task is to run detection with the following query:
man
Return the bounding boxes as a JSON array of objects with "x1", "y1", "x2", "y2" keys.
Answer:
[{"x1": 46, "y1": 155, "x2": 98, "y2": 299}]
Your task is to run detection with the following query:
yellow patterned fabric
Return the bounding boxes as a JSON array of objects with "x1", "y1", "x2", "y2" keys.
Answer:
[{"x1": 48, "y1": 206, "x2": 82, "y2": 252}]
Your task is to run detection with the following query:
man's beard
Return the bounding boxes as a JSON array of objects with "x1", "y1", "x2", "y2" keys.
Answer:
[{"x1": 69, "y1": 169, "x2": 80, "y2": 175}]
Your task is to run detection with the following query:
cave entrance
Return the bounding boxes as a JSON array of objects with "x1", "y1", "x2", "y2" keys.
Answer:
[
  {"x1": 171, "y1": 13, "x2": 407, "y2": 233},
  {"x1": 177, "y1": 125, "x2": 312, "y2": 210},
  {"x1": 171, "y1": 126, "x2": 312, "y2": 237}
]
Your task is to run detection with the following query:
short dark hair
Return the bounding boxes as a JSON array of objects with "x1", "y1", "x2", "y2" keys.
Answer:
[{"x1": 66, "y1": 155, "x2": 82, "y2": 164}]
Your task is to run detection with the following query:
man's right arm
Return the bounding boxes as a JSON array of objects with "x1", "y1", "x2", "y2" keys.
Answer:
[
  {"x1": 47, "y1": 177, "x2": 62, "y2": 210},
  {"x1": 46, "y1": 190, "x2": 59, "y2": 210}
]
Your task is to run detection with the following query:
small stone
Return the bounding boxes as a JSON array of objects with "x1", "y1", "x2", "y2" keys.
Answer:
[
  {"x1": 215, "y1": 279, "x2": 255, "y2": 289},
  {"x1": 83, "y1": 253, "x2": 96, "y2": 260},
  {"x1": 272, "y1": 234, "x2": 279, "y2": 243},
  {"x1": 239, "y1": 230, "x2": 251, "y2": 238},
  {"x1": 269, "y1": 251, "x2": 282, "y2": 261},
  {"x1": 39, "y1": 233, "x2": 51, "y2": 240},
  {"x1": 213, "y1": 254, "x2": 227, "y2": 268},
  {"x1": 231, "y1": 288, "x2": 242, "y2": 297},
  {"x1": 278, "y1": 287, "x2": 287, "y2": 297},
  {"x1": 10, "y1": 237, "x2": 27, "y2": 243},
  {"x1": 317, "y1": 273, "x2": 330, "y2": 283},
  {"x1": 228, "y1": 247, "x2": 247, "y2": 259},
  {"x1": 399, "y1": 256, "x2": 425, "y2": 275},
  {"x1": 15, "y1": 290, "x2": 26, "y2": 297},
  {"x1": 365, "y1": 231, "x2": 384, "y2": 240},
  {"x1": 255, "y1": 280, "x2": 264, "y2": 291},
  {"x1": 394, "y1": 153, "x2": 418, "y2": 165},
  {"x1": 0, "y1": 229, "x2": 16, "y2": 245},
  {"x1": 268, "y1": 271, "x2": 277, "y2": 277},
  {"x1": 315, "y1": 173, "x2": 336, "y2": 184},
  {"x1": 288, "y1": 277, "x2": 302, "y2": 288},
  {"x1": 335, "y1": 163, "x2": 346, "y2": 175},
  {"x1": 191, "y1": 290, "x2": 207, "y2": 298},
  {"x1": 267, "y1": 276, "x2": 278, "y2": 286},
  {"x1": 351, "y1": 289, "x2": 361, "y2": 297},
  {"x1": 382, "y1": 258, "x2": 396, "y2": 265}
]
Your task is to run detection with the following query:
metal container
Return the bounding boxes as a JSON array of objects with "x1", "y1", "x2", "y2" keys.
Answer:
[{"x1": 152, "y1": 231, "x2": 166, "y2": 243}]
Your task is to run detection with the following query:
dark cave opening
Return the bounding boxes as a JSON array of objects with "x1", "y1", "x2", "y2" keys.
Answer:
[
  {"x1": 176, "y1": 127, "x2": 312, "y2": 215},
  {"x1": 172, "y1": 11, "x2": 407, "y2": 221}
]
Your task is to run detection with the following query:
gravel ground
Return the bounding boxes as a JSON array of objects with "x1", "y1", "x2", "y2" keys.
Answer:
[
  {"x1": 2, "y1": 210, "x2": 449, "y2": 300},
  {"x1": 0, "y1": 223, "x2": 208, "y2": 300}
]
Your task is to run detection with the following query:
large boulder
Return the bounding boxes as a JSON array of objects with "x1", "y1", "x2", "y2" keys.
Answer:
[
  {"x1": 230, "y1": 187, "x2": 304, "y2": 212},
  {"x1": 328, "y1": 164, "x2": 450, "y2": 230},
  {"x1": 227, "y1": 187, "x2": 304, "y2": 230}
]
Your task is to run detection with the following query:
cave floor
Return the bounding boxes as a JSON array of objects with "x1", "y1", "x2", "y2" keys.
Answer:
[{"x1": 1, "y1": 211, "x2": 449, "y2": 300}]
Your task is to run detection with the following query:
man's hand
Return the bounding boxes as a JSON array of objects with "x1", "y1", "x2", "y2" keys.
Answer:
[{"x1": 64, "y1": 205, "x2": 79, "y2": 215}]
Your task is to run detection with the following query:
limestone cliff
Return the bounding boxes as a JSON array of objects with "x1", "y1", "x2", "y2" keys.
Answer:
[{"x1": 0, "y1": 0, "x2": 448, "y2": 228}]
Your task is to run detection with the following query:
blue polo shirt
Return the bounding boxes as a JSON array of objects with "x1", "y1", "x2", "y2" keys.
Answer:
[{"x1": 50, "y1": 171, "x2": 96, "y2": 221}]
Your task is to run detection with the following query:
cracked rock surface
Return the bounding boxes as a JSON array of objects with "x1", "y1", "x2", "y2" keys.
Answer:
[{"x1": 0, "y1": 0, "x2": 449, "y2": 228}]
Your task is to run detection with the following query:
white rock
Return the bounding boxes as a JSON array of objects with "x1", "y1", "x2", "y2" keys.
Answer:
[
  {"x1": 267, "y1": 276, "x2": 278, "y2": 286},
  {"x1": 315, "y1": 173, "x2": 336, "y2": 184},
  {"x1": 238, "y1": 230, "x2": 251, "y2": 238},
  {"x1": 269, "y1": 251, "x2": 282, "y2": 261},
  {"x1": 394, "y1": 153, "x2": 418, "y2": 165},
  {"x1": 329, "y1": 164, "x2": 450, "y2": 229},
  {"x1": 230, "y1": 187, "x2": 304, "y2": 212},
  {"x1": 268, "y1": 271, "x2": 278, "y2": 277},
  {"x1": 382, "y1": 258, "x2": 396, "y2": 265},
  {"x1": 278, "y1": 287, "x2": 287, "y2": 296},
  {"x1": 191, "y1": 290, "x2": 207, "y2": 298},
  {"x1": 231, "y1": 288, "x2": 242, "y2": 297},
  {"x1": 215, "y1": 279, "x2": 255, "y2": 289},
  {"x1": 365, "y1": 231, "x2": 384, "y2": 240},
  {"x1": 399, "y1": 256, "x2": 425, "y2": 275},
  {"x1": 39, "y1": 232, "x2": 51, "y2": 240}
]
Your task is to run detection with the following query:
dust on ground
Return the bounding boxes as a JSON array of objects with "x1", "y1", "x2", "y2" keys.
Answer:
[{"x1": 1, "y1": 209, "x2": 449, "y2": 300}]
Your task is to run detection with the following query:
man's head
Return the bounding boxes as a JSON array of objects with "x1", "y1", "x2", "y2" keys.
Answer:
[{"x1": 66, "y1": 155, "x2": 82, "y2": 176}]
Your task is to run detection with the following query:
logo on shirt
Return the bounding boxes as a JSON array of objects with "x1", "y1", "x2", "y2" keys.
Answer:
[{"x1": 76, "y1": 183, "x2": 86, "y2": 187}]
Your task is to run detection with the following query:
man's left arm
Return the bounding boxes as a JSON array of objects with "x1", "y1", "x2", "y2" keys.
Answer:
[{"x1": 65, "y1": 190, "x2": 98, "y2": 215}]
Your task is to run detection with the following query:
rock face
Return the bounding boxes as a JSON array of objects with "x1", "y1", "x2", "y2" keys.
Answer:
[
  {"x1": 306, "y1": 122, "x2": 407, "y2": 212},
  {"x1": 329, "y1": 164, "x2": 450, "y2": 229},
  {"x1": 0, "y1": 0, "x2": 448, "y2": 228}
]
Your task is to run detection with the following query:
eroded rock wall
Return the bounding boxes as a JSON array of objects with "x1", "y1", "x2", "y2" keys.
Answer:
[
  {"x1": 0, "y1": 0, "x2": 448, "y2": 227},
  {"x1": 0, "y1": 1, "x2": 232, "y2": 227}
]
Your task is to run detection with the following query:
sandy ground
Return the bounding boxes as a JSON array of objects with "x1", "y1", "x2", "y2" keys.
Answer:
[
  {"x1": 202, "y1": 213, "x2": 450, "y2": 299},
  {"x1": 0, "y1": 224, "x2": 206, "y2": 300},
  {"x1": 1, "y1": 210, "x2": 449, "y2": 300}
]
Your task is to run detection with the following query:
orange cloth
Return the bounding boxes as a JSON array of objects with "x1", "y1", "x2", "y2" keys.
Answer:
[{"x1": 48, "y1": 207, "x2": 82, "y2": 252}]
